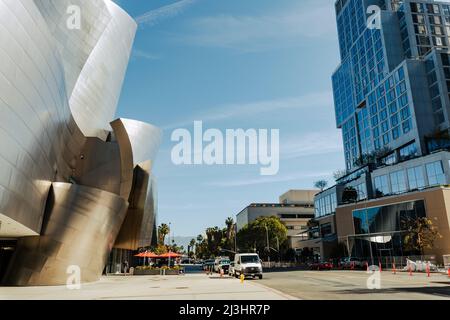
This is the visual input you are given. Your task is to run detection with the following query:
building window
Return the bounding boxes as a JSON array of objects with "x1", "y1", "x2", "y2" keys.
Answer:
[
  {"x1": 399, "y1": 142, "x2": 418, "y2": 160},
  {"x1": 320, "y1": 223, "x2": 333, "y2": 237},
  {"x1": 407, "y1": 166, "x2": 426, "y2": 190},
  {"x1": 355, "y1": 183, "x2": 367, "y2": 200},
  {"x1": 381, "y1": 152, "x2": 397, "y2": 165},
  {"x1": 390, "y1": 170, "x2": 407, "y2": 194},
  {"x1": 426, "y1": 161, "x2": 446, "y2": 186},
  {"x1": 374, "y1": 175, "x2": 390, "y2": 197}
]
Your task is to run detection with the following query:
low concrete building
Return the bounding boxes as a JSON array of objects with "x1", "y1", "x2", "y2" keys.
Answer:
[{"x1": 236, "y1": 190, "x2": 317, "y2": 249}]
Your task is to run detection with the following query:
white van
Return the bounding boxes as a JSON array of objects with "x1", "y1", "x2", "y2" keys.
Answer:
[{"x1": 233, "y1": 253, "x2": 263, "y2": 279}]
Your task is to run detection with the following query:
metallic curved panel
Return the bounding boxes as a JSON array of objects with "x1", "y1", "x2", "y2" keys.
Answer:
[
  {"x1": 0, "y1": 0, "x2": 161, "y2": 285},
  {"x1": 0, "y1": 0, "x2": 136, "y2": 235},
  {"x1": 0, "y1": 0, "x2": 73, "y2": 235},
  {"x1": 34, "y1": 0, "x2": 137, "y2": 139},
  {"x1": 112, "y1": 118, "x2": 163, "y2": 167},
  {"x1": 73, "y1": 137, "x2": 122, "y2": 195},
  {"x1": 2, "y1": 183, "x2": 128, "y2": 286},
  {"x1": 114, "y1": 165, "x2": 158, "y2": 250},
  {"x1": 110, "y1": 119, "x2": 162, "y2": 250}
]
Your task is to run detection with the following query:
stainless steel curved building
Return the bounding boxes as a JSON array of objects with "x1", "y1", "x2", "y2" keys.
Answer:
[{"x1": 0, "y1": 0, "x2": 162, "y2": 285}]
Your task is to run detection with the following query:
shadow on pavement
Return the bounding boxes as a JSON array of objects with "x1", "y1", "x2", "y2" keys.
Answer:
[
  {"x1": 264, "y1": 267, "x2": 309, "y2": 273},
  {"x1": 333, "y1": 284, "x2": 450, "y2": 297}
]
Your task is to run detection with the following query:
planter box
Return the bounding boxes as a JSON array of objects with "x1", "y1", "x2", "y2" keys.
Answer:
[{"x1": 133, "y1": 269, "x2": 181, "y2": 276}]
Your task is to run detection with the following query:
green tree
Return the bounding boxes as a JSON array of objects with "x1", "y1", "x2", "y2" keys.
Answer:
[
  {"x1": 402, "y1": 217, "x2": 442, "y2": 258},
  {"x1": 237, "y1": 216, "x2": 288, "y2": 261},
  {"x1": 314, "y1": 180, "x2": 328, "y2": 191},
  {"x1": 205, "y1": 226, "x2": 223, "y2": 257}
]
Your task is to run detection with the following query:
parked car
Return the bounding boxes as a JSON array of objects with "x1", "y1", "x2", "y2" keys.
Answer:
[
  {"x1": 309, "y1": 260, "x2": 333, "y2": 270},
  {"x1": 340, "y1": 257, "x2": 364, "y2": 269},
  {"x1": 217, "y1": 259, "x2": 231, "y2": 274},
  {"x1": 234, "y1": 253, "x2": 263, "y2": 279},
  {"x1": 228, "y1": 262, "x2": 235, "y2": 276},
  {"x1": 214, "y1": 257, "x2": 230, "y2": 273},
  {"x1": 202, "y1": 259, "x2": 215, "y2": 271}
]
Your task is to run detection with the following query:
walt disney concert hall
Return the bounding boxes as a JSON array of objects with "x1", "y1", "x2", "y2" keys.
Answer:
[{"x1": 0, "y1": 0, "x2": 162, "y2": 285}]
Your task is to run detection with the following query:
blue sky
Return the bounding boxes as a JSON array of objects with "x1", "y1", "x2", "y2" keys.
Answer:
[{"x1": 113, "y1": 0, "x2": 344, "y2": 237}]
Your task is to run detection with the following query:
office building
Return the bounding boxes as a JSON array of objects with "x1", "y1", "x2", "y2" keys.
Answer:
[{"x1": 309, "y1": 0, "x2": 450, "y2": 264}]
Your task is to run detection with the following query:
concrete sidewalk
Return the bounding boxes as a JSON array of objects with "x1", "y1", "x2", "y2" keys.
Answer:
[{"x1": 0, "y1": 274, "x2": 296, "y2": 300}]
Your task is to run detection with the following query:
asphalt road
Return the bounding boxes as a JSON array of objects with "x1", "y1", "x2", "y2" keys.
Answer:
[{"x1": 257, "y1": 270, "x2": 450, "y2": 300}]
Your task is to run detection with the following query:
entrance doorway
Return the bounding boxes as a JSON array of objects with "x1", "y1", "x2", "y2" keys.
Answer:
[{"x1": 0, "y1": 240, "x2": 16, "y2": 282}]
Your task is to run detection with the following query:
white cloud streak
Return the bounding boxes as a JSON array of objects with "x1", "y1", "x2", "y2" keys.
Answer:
[
  {"x1": 132, "y1": 49, "x2": 160, "y2": 60},
  {"x1": 135, "y1": 0, "x2": 197, "y2": 27},
  {"x1": 162, "y1": 91, "x2": 334, "y2": 129},
  {"x1": 281, "y1": 131, "x2": 343, "y2": 160},
  {"x1": 178, "y1": 1, "x2": 336, "y2": 51},
  {"x1": 206, "y1": 170, "x2": 332, "y2": 188}
]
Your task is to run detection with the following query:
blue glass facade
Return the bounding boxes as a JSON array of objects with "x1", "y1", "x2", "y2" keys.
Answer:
[{"x1": 332, "y1": 0, "x2": 450, "y2": 171}]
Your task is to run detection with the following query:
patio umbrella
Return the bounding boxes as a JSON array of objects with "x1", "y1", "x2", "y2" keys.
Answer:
[
  {"x1": 142, "y1": 252, "x2": 158, "y2": 258},
  {"x1": 158, "y1": 252, "x2": 182, "y2": 258},
  {"x1": 134, "y1": 252, "x2": 146, "y2": 266}
]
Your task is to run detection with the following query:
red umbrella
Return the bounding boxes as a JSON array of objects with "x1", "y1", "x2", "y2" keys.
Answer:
[
  {"x1": 142, "y1": 252, "x2": 158, "y2": 258},
  {"x1": 158, "y1": 252, "x2": 182, "y2": 258}
]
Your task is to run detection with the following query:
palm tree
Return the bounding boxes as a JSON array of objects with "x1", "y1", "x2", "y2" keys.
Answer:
[
  {"x1": 158, "y1": 223, "x2": 170, "y2": 245},
  {"x1": 224, "y1": 217, "x2": 235, "y2": 250}
]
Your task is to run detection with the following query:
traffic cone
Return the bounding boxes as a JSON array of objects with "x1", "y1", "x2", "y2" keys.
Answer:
[
  {"x1": 426, "y1": 263, "x2": 430, "y2": 278},
  {"x1": 409, "y1": 265, "x2": 413, "y2": 276},
  {"x1": 392, "y1": 263, "x2": 396, "y2": 275},
  {"x1": 447, "y1": 268, "x2": 450, "y2": 278},
  {"x1": 366, "y1": 262, "x2": 369, "y2": 271},
  {"x1": 220, "y1": 269, "x2": 224, "y2": 278},
  {"x1": 379, "y1": 262, "x2": 382, "y2": 272}
]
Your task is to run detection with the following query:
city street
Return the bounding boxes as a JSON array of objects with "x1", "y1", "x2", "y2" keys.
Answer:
[
  {"x1": 1, "y1": 270, "x2": 450, "y2": 300},
  {"x1": 259, "y1": 270, "x2": 450, "y2": 300}
]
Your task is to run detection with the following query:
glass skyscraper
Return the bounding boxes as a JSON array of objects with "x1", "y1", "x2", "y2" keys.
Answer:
[
  {"x1": 302, "y1": 0, "x2": 450, "y2": 266},
  {"x1": 333, "y1": 0, "x2": 450, "y2": 171}
]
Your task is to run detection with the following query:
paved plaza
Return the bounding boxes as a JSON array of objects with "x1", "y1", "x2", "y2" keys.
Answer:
[
  {"x1": 1, "y1": 270, "x2": 450, "y2": 300},
  {"x1": 0, "y1": 273, "x2": 293, "y2": 300}
]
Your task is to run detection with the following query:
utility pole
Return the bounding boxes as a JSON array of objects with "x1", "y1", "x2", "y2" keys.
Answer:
[
  {"x1": 265, "y1": 224, "x2": 270, "y2": 267},
  {"x1": 168, "y1": 222, "x2": 172, "y2": 267},
  {"x1": 234, "y1": 224, "x2": 237, "y2": 253},
  {"x1": 276, "y1": 236, "x2": 280, "y2": 263}
]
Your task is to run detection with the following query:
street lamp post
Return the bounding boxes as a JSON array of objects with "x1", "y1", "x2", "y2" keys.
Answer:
[
  {"x1": 265, "y1": 224, "x2": 270, "y2": 267},
  {"x1": 168, "y1": 222, "x2": 172, "y2": 268},
  {"x1": 234, "y1": 224, "x2": 237, "y2": 253},
  {"x1": 275, "y1": 236, "x2": 280, "y2": 263}
]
